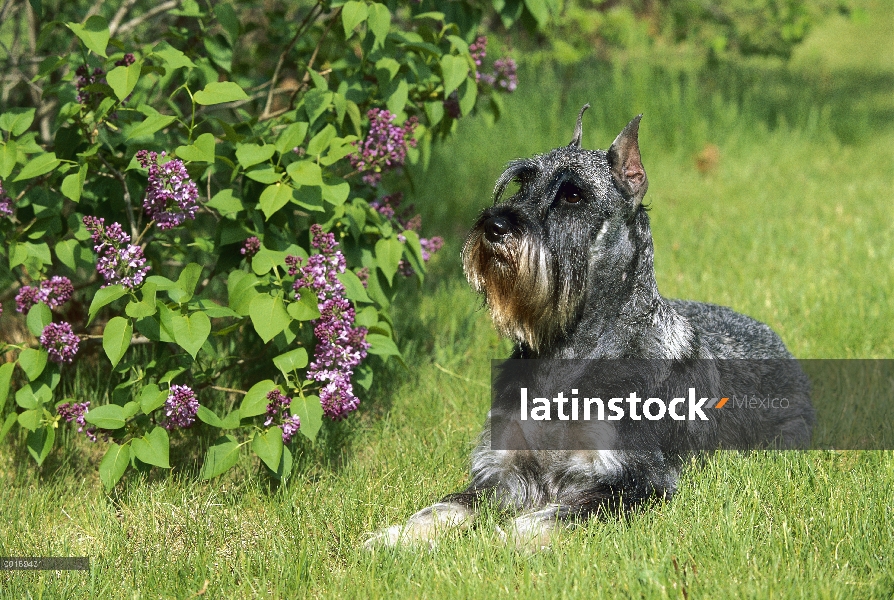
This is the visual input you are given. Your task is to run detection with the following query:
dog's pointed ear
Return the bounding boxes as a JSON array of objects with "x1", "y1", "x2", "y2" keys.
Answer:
[
  {"x1": 569, "y1": 103, "x2": 590, "y2": 148},
  {"x1": 608, "y1": 115, "x2": 648, "y2": 205}
]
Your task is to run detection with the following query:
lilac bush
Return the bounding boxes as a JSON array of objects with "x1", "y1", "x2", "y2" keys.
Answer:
[{"x1": 0, "y1": 0, "x2": 546, "y2": 485}]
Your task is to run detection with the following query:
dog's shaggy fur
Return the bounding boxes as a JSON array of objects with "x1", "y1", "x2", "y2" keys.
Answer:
[{"x1": 364, "y1": 106, "x2": 814, "y2": 550}]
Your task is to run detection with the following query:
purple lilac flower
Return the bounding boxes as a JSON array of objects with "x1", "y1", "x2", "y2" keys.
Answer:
[
  {"x1": 135, "y1": 150, "x2": 199, "y2": 229},
  {"x1": 469, "y1": 36, "x2": 487, "y2": 81},
  {"x1": 115, "y1": 53, "x2": 135, "y2": 67},
  {"x1": 83, "y1": 216, "x2": 150, "y2": 289},
  {"x1": 286, "y1": 225, "x2": 369, "y2": 419},
  {"x1": 0, "y1": 180, "x2": 12, "y2": 218},
  {"x1": 75, "y1": 65, "x2": 105, "y2": 105},
  {"x1": 15, "y1": 276, "x2": 73, "y2": 313},
  {"x1": 281, "y1": 415, "x2": 301, "y2": 444},
  {"x1": 15, "y1": 286, "x2": 41, "y2": 313},
  {"x1": 40, "y1": 322, "x2": 80, "y2": 364},
  {"x1": 349, "y1": 109, "x2": 418, "y2": 186},
  {"x1": 443, "y1": 92, "x2": 461, "y2": 120},
  {"x1": 264, "y1": 389, "x2": 301, "y2": 443},
  {"x1": 492, "y1": 57, "x2": 518, "y2": 92},
  {"x1": 57, "y1": 401, "x2": 97, "y2": 440},
  {"x1": 162, "y1": 385, "x2": 199, "y2": 429},
  {"x1": 241, "y1": 236, "x2": 260, "y2": 258},
  {"x1": 420, "y1": 236, "x2": 444, "y2": 262}
]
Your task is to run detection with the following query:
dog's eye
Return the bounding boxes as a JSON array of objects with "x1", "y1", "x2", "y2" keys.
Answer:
[{"x1": 559, "y1": 184, "x2": 581, "y2": 204}]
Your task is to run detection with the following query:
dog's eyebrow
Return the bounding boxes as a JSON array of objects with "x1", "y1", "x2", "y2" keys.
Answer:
[{"x1": 494, "y1": 158, "x2": 540, "y2": 203}]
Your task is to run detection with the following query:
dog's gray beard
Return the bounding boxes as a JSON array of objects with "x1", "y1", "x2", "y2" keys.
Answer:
[{"x1": 462, "y1": 230, "x2": 579, "y2": 352}]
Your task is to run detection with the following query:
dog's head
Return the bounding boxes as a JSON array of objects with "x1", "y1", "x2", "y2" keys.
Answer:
[{"x1": 462, "y1": 105, "x2": 653, "y2": 352}]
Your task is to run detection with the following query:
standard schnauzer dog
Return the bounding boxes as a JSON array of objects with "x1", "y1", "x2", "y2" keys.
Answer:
[{"x1": 364, "y1": 106, "x2": 814, "y2": 550}]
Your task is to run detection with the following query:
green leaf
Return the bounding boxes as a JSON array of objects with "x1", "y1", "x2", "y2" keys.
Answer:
[
  {"x1": 367, "y1": 2, "x2": 392, "y2": 46},
  {"x1": 27, "y1": 425, "x2": 54, "y2": 466},
  {"x1": 303, "y1": 89, "x2": 332, "y2": 126},
  {"x1": 214, "y1": 3, "x2": 240, "y2": 43},
  {"x1": 236, "y1": 143, "x2": 276, "y2": 169},
  {"x1": 99, "y1": 442, "x2": 130, "y2": 491},
  {"x1": 524, "y1": 0, "x2": 550, "y2": 26},
  {"x1": 273, "y1": 445, "x2": 293, "y2": 480},
  {"x1": 88, "y1": 284, "x2": 126, "y2": 324},
  {"x1": 194, "y1": 81, "x2": 248, "y2": 105},
  {"x1": 375, "y1": 237, "x2": 404, "y2": 286},
  {"x1": 106, "y1": 61, "x2": 141, "y2": 101},
  {"x1": 18, "y1": 408, "x2": 42, "y2": 430},
  {"x1": 126, "y1": 113, "x2": 176, "y2": 141},
  {"x1": 306, "y1": 124, "x2": 336, "y2": 156},
  {"x1": 292, "y1": 394, "x2": 323, "y2": 442},
  {"x1": 220, "y1": 410, "x2": 241, "y2": 429},
  {"x1": 206, "y1": 189, "x2": 243, "y2": 217},
  {"x1": 321, "y1": 181, "x2": 350, "y2": 206},
  {"x1": 286, "y1": 160, "x2": 322, "y2": 187},
  {"x1": 440, "y1": 55, "x2": 469, "y2": 98},
  {"x1": 0, "y1": 108, "x2": 36, "y2": 136},
  {"x1": 60, "y1": 163, "x2": 87, "y2": 202},
  {"x1": 227, "y1": 271, "x2": 259, "y2": 316},
  {"x1": 84, "y1": 403, "x2": 126, "y2": 429},
  {"x1": 259, "y1": 183, "x2": 294, "y2": 220},
  {"x1": 67, "y1": 15, "x2": 109, "y2": 57},
  {"x1": 336, "y1": 271, "x2": 372, "y2": 303},
  {"x1": 125, "y1": 298, "x2": 157, "y2": 319},
  {"x1": 0, "y1": 362, "x2": 14, "y2": 413},
  {"x1": 0, "y1": 413, "x2": 17, "y2": 443},
  {"x1": 240, "y1": 380, "x2": 276, "y2": 418},
  {"x1": 140, "y1": 383, "x2": 168, "y2": 413},
  {"x1": 341, "y1": 0, "x2": 369, "y2": 38},
  {"x1": 18, "y1": 348, "x2": 47, "y2": 381},
  {"x1": 367, "y1": 333, "x2": 401, "y2": 357},
  {"x1": 252, "y1": 428, "x2": 283, "y2": 471},
  {"x1": 13, "y1": 152, "x2": 59, "y2": 182},
  {"x1": 287, "y1": 288, "x2": 321, "y2": 321},
  {"x1": 241, "y1": 167, "x2": 280, "y2": 186},
  {"x1": 172, "y1": 311, "x2": 211, "y2": 359},
  {"x1": 131, "y1": 426, "x2": 170, "y2": 468},
  {"x1": 152, "y1": 41, "x2": 195, "y2": 70},
  {"x1": 197, "y1": 405, "x2": 224, "y2": 427},
  {"x1": 200, "y1": 435, "x2": 241, "y2": 479},
  {"x1": 169, "y1": 263, "x2": 203, "y2": 304},
  {"x1": 175, "y1": 133, "x2": 215, "y2": 163},
  {"x1": 16, "y1": 383, "x2": 50, "y2": 409},
  {"x1": 249, "y1": 294, "x2": 291, "y2": 343},
  {"x1": 26, "y1": 303, "x2": 52, "y2": 337},
  {"x1": 275, "y1": 122, "x2": 308, "y2": 154},
  {"x1": 458, "y1": 78, "x2": 478, "y2": 116},
  {"x1": 196, "y1": 299, "x2": 240, "y2": 318},
  {"x1": 272, "y1": 348, "x2": 308, "y2": 379},
  {"x1": 0, "y1": 140, "x2": 17, "y2": 179},
  {"x1": 102, "y1": 316, "x2": 132, "y2": 368},
  {"x1": 386, "y1": 79, "x2": 409, "y2": 115}
]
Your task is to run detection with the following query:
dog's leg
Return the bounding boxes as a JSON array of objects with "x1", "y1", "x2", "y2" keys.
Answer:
[{"x1": 362, "y1": 489, "x2": 485, "y2": 550}]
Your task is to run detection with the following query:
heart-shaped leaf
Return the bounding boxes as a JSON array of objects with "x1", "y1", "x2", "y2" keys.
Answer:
[
  {"x1": 102, "y1": 316, "x2": 133, "y2": 368},
  {"x1": 99, "y1": 442, "x2": 130, "y2": 491},
  {"x1": 440, "y1": 54, "x2": 469, "y2": 98},
  {"x1": 240, "y1": 380, "x2": 276, "y2": 418},
  {"x1": 272, "y1": 348, "x2": 308, "y2": 379},
  {"x1": 252, "y1": 428, "x2": 283, "y2": 471},
  {"x1": 292, "y1": 394, "x2": 323, "y2": 442},
  {"x1": 200, "y1": 435, "x2": 241, "y2": 479},
  {"x1": 172, "y1": 311, "x2": 211, "y2": 359},
  {"x1": 194, "y1": 81, "x2": 248, "y2": 105},
  {"x1": 84, "y1": 404, "x2": 126, "y2": 429},
  {"x1": 106, "y1": 61, "x2": 141, "y2": 101},
  {"x1": 67, "y1": 15, "x2": 109, "y2": 57},
  {"x1": 131, "y1": 426, "x2": 170, "y2": 468},
  {"x1": 176, "y1": 133, "x2": 216, "y2": 163},
  {"x1": 249, "y1": 294, "x2": 291, "y2": 343}
]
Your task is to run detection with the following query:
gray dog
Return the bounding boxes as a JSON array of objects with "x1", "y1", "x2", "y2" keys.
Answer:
[{"x1": 365, "y1": 106, "x2": 814, "y2": 550}]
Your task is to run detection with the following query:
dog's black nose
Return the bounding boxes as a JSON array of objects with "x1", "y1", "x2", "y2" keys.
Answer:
[{"x1": 484, "y1": 216, "x2": 510, "y2": 243}]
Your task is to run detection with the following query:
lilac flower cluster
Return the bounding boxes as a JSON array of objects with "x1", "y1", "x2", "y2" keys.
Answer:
[
  {"x1": 15, "y1": 276, "x2": 74, "y2": 313},
  {"x1": 74, "y1": 64, "x2": 105, "y2": 105},
  {"x1": 40, "y1": 322, "x2": 80, "y2": 364},
  {"x1": 135, "y1": 150, "x2": 199, "y2": 229},
  {"x1": 57, "y1": 401, "x2": 97, "y2": 441},
  {"x1": 469, "y1": 36, "x2": 487, "y2": 81},
  {"x1": 241, "y1": 236, "x2": 260, "y2": 259},
  {"x1": 83, "y1": 216, "x2": 150, "y2": 289},
  {"x1": 349, "y1": 109, "x2": 418, "y2": 186},
  {"x1": 480, "y1": 57, "x2": 519, "y2": 92},
  {"x1": 286, "y1": 225, "x2": 369, "y2": 419},
  {"x1": 162, "y1": 385, "x2": 199, "y2": 429},
  {"x1": 116, "y1": 53, "x2": 135, "y2": 67},
  {"x1": 264, "y1": 389, "x2": 301, "y2": 443},
  {"x1": 0, "y1": 179, "x2": 12, "y2": 218}
]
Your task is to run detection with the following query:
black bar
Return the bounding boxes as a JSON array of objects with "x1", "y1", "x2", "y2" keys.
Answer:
[{"x1": 0, "y1": 557, "x2": 89, "y2": 571}]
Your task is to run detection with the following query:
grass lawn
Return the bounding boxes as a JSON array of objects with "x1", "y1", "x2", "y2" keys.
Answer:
[{"x1": 1, "y1": 2, "x2": 893, "y2": 598}]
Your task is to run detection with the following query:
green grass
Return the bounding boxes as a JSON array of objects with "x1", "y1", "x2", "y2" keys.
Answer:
[{"x1": 2, "y1": 2, "x2": 894, "y2": 598}]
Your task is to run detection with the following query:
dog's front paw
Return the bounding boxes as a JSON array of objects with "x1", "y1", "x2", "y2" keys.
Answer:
[
  {"x1": 361, "y1": 502, "x2": 476, "y2": 550},
  {"x1": 362, "y1": 524, "x2": 413, "y2": 550},
  {"x1": 505, "y1": 508, "x2": 560, "y2": 553}
]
